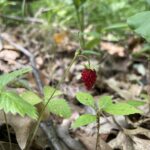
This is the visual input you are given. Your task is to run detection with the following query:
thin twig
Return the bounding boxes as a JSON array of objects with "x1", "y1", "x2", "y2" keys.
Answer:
[
  {"x1": 40, "y1": 122, "x2": 69, "y2": 150},
  {"x1": 3, "y1": 111, "x2": 12, "y2": 150},
  {"x1": 95, "y1": 111, "x2": 101, "y2": 150}
]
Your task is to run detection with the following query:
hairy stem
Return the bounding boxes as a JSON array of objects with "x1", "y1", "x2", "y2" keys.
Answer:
[
  {"x1": 3, "y1": 111, "x2": 12, "y2": 150},
  {"x1": 95, "y1": 111, "x2": 101, "y2": 150},
  {"x1": 25, "y1": 50, "x2": 80, "y2": 150}
]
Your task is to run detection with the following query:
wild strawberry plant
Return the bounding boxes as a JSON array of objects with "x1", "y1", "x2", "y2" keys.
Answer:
[
  {"x1": 71, "y1": 92, "x2": 145, "y2": 149},
  {"x1": 0, "y1": 67, "x2": 72, "y2": 150}
]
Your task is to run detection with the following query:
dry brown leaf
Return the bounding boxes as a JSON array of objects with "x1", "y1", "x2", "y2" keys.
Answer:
[
  {"x1": 0, "y1": 50, "x2": 20, "y2": 61},
  {"x1": 133, "y1": 137, "x2": 150, "y2": 150},
  {"x1": 105, "y1": 78, "x2": 142, "y2": 100},
  {"x1": 101, "y1": 42, "x2": 125, "y2": 57},
  {"x1": 108, "y1": 131, "x2": 134, "y2": 150},
  {"x1": 76, "y1": 131, "x2": 112, "y2": 150},
  {"x1": 0, "y1": 111, "x2": 35, "y2": 150},
  {"x1": 124, "y1": 127, "x2": 150, "y2": 139}
]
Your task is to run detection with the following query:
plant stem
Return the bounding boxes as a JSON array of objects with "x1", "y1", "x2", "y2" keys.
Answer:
[
  {"x1": 74, "y1": 3, "x2": 85, "y2": 49},
  {"x1": 3, "y1": 111, "x2": 12, "y2": 150},
  {"x1": 25, "y1": 50, "x2": 80, "y2": 150},
  {"x1": 95, "y1": 111, "x2": 101, "y2": 150},
  {"x1": 78, "y1": 55, "x2": 91, "y2": 67},
  {"x1": 22, "y1": 0, "x2": 26, "y2": 16},
  {"x1": 80, "y1": 5, "x2": 85, "y2": 49}
]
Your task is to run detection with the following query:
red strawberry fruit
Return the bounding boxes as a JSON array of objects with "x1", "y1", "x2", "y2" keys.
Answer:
[{"x1": 81, "y1": 68, "x2": 97, "y2": 90}]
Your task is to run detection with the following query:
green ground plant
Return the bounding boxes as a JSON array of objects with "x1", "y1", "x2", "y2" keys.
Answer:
[{"x1": 71, "y1": 92, "x2": 144, "y2": 150}]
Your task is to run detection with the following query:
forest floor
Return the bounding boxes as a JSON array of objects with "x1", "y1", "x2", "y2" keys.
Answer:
[{"x1": 0, "y1": 24, "x2": 150, "y2": 150}]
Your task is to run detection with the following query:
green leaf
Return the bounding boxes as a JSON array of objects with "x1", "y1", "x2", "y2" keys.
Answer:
[
  {"x1": 85, "y1": 39, "x2": 100, "y2": 49},
  {"x1": 81, "y1": 50, "x2": 101, "y2": 56},
  {"x1": 47, "y1": 99, "x2": 71, "y2": 118},
  {"x1": 71, "y1": 114, "x2": 96, "y2": 128},
  {"x1": 105, "y1": 23, "x2": 128, "y2": 30},
  {"x1": 126, "y1": 100, "x2": 145, "y2": 107},
  {"x1": 73, "y1": 0, "x2": 86, "y2": 9},
  {"x1": 0, "y1": 67, "x2": 32, "y2": 90},
  {"x1": 44, "y1": 86, "x2": 62, "y2": 101},
  {"x1": 98, "y1": 95, "x2": 112, "y2": 110},
  {"x1": 76, "y1": 92, "x2": 95, "y2": 108},
  {"x1": 104, "y1": 103, "x2": 142, "y2": 115},
  {"x1": 127, "y1": 11, "x2": 150, "y2": 42},
  {"x1": 0, "y1": 91, "x2": 38, "y2": 119},
  {"x1": 20, "y1": 91, "x2": 42, "y2": 105}
]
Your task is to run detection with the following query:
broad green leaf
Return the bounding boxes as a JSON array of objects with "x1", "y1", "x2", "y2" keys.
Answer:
[
  {"x1": 104, "y1": 103, "x2": 142, "y2": 115},
  {"x1": 81, "y1": 50, "x2": 101, "y2": 56},
  {"x1": 76, "y1": 92, "x2": 95, "y2": 108},
  {"x1": 0, "y1": 91, "x2": 37, "y2": 119},
  {"x1": 71, "y1": 114, "x2": 96, "y2": 128},
  {"x1": 0, "y1": 67, "x2": 32, "y2": 90},
  {"x1": 47, "y1": 99, "x2": 71, "y2": 118},
  {"x1": 20, "y1": 91, "x2": 42, "y2": 105},
  {"x1": 105, "y1": 23, "x2": 128, "y2": 30},
  {"x1": 126, "y1": 100, "x2": 145, "y2": 107},
  {"x1": 98, "y1": 95, "x2": 112, "y2": 110},
  {"x1": 44, "y1": 86, "x2": 62, "y2": 101},
  {"x1": 127, "y1": 11, "x2": 150, "y2": 42}
]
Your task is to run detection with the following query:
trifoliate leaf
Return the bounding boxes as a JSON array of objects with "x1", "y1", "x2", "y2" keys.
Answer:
[
  {"x1": 126, "y1": 100, "x2": 145, "y2": 107},
  {"x1": 44, "y1": 86, "x2": 62, "y2": 101},
  {"x1": 98, "y1": 95, "x2": 112, "y2": 110},
  {"x1": 76, "y1": 92, "x2": 95, "y2": 108},
  {"x1": 104, "y1": 103, "x2": 143, "y2": 115},
  {"x1": 71, "y1": 114, "x2": 96, "y2": 128},
  {"x1": 20, "y1": 91, "x2": 42, "y2": 105},
  {"x1": 47, "y1": 99, "x2": 71, "y2": 118},
  {"x1": 0, "y1": 91, "x2": 38, "y2": 119},
  {"x1": 0, "y1": 67, "x2": 32, "y2": 90}
]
